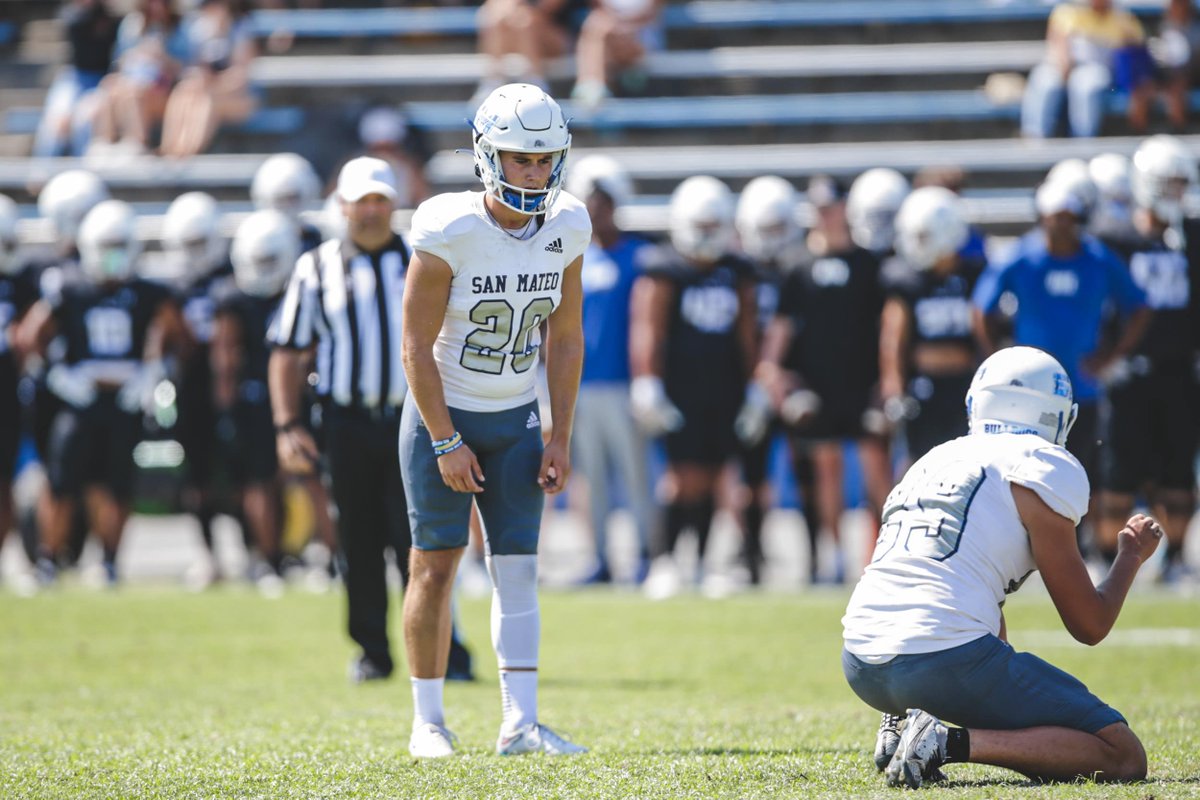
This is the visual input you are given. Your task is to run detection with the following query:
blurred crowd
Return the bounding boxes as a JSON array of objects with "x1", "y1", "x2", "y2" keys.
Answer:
[{"x1": 1, "y1": 132, "x2": 1198, "y2": 598}]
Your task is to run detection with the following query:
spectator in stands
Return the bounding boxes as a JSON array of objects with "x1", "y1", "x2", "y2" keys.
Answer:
[
  {"x1": 159, "y1": 0, "x2": 257, "y2": 158},
  {"x1": 754, "y1": 175, "x2": 891, "y2": 585},
  {"x1": 1152, "y1": 0, "x2": 1200, "y2": 130},
  {"x1": 1021, "y1": 0, "x2": 1154, "y2": 139},
  {"x1": 631, "y1": 176, "x2": 757, "y2": 599},
  {"x1": 971, "y1": 175, "x2": 1151, "y2": 555},
  {"x1": 353, "y1": 105, "x2": 431, "y2": 209},
  {"x1": 570, "y1": 0, "x2": 664, "y2": 110},
  {"x1": 473, "y1": 0, "x2": 585, "y2": 103},
  {"x1": 564, "y1": 155, "x2": 655, "y2": 585},
  {"x1": 33, "y1": 0, "x2": 122, "y2": 158},
  {"x1": 879, "y1": 187, "x2": 983, "y2": 466},
  {"x1": 89, "y1": 0, "x2": 189, "y2": 155}
]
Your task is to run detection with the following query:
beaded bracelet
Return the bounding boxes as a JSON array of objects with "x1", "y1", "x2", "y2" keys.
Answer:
[{"x1": 432, "y1": 431, "x2": 463, "y2": 457}]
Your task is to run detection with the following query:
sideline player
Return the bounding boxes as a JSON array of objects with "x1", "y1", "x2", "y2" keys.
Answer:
[
  {"x1": 842, "y1": 346, "x2": 1159, "y2": 788},
  {"x1": 399, "y1": 84, "x2": 589, "y2": 757}
]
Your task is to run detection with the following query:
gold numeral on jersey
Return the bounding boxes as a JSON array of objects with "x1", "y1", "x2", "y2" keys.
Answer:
[{"x1": 460, "y1": 297, "x2": 555, "y2": 375}]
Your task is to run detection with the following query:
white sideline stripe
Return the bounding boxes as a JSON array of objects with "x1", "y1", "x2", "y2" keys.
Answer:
[{"x1": 1017, "y1": 628, "x2": 1200, "y2": 648}]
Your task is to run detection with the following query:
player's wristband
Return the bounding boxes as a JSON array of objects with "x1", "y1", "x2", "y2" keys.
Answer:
[
  {"x1": 432, "y1": 431, "x2": 463, "y2": 457},
  {"x1": 274, "y1": 418, "x2": 302, "y2": 434}
]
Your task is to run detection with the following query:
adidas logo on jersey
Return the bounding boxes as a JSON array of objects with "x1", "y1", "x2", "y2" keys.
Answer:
[
  {"x1": 526, "y1": 411, "x2": 541, "y2": 429},
  {"x1": 544, "y1": 238, "x2": 563, "y2": 253}
]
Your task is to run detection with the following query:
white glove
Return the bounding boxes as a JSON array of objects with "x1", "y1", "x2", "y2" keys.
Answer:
[
  {"x1": 45, "y1": 364, "x2": 97, "y2": 410},
  {"x1": 780, "y1": 388, "x2": 821, "y2": 428},
  {"x1": 734, "y1": 381, "x2": 773, "y2": 446},
  {"x1": 883, "y1": 395, "x2": 920, "y2": 424},
  {"x1": 117, "y1": 360, "x2": 168, "y2": 415},
  {"x1": 630, "y1": 375, "x2": 684, "y2": 437}
]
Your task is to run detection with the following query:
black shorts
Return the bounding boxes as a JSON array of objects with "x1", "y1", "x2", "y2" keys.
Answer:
[
  {"x1": 1100, "y1": 369, "x2": 1199, "y2": 493},
  {"x1": 46, "y1": 393, "x2": 142, "y2": 501},
  {"x1": 905, "y1": 372, "x2": 973, "y2": 463},
  {"x1": 174, "y1": 351, "x2": 216, "y2": 486},
  {"x1": 0, "y1": 356, "x2": 19, "y2": 479},
  {"x1": 213, "y1": 388, "x2": 278, "y2": 487},
  {"x1": 737, "y1": 420, "x2": 780, "y2": 487},
  {"x1": 1065, "y1": 401, "x2": 1100, "y2": 484},
  {"x1": 664, "y1": 394, "x2": 740, "y2": 467},
  {"x1": 789, "y1": 385, "x2": 873, "y2": 441}
]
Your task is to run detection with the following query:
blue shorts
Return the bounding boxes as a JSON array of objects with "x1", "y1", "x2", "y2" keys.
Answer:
[
  {"x1": 842, "y1": 634, "x2": 1125, "y2": 734},
  {"x1": 399, "y1": 399, "x2": 544, "y2": 555}
]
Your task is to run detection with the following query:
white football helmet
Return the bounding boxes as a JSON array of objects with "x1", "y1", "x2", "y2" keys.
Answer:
[
  {"x1": 0, "y1": 193, "x2": 18, "y2": 275},
  {"x1": 78, "y1": 200, "x2": 140, "y2": 284},
  {"x1": 735, "y1": 175, "x2": 800, "y2": 262},
  {"x1": 966, "y1": 346, "x2": 1078, "y2": 446},
  {"x1": 230, "y1": 209, "x2": 300, "y2": 298},
  {"x1": 1131, "y1": 134, "x2": 1198, "y2": 224},
  {"x1": 1088, "y1": 153, "x2": 1132, "y2": 203},
  {"x1": 251, "y1": 153, "x2": 321, "y2": 217},
  {"x1": 472, "y1": 83, "x2": 571, "y2": 216},
  {"x1": 37, "y1": 169, "x2": 110, "y2": 245},
  {"x1": 846, "y1": 167, "x2": 909, "y2": 253},
  {"x1": 1044, "y1": 158, "x2": 1098, "y2": 219},
  {"x1": 894, "y1": 186, "x2": 969, "y2": 270},
  {"x1": 669, "y1": 175, "x2": 735, "y2": 263},
  {"x1": 565, "y1": 153, "x2": 633, "y2": 208},
  {"x1": 162, "y1": 191, "x2": 225, "y2": 275}
]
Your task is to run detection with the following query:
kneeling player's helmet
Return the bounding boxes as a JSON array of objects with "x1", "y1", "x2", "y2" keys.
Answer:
[
  {"x1": 735, "y1": 175, "x2": 800, "y2": 262},
  {"x1": 78, "y1": 200, "x2": 140, "y2": 284},
  {"x1": 472, "y1": 83, "x2": 571, "y2": 216},
  {"x1": 1131, "y1": 134, "x2": 1198, "y2": 224},
  {"x1": 966, "y1": 346, "x2": 1078, "y2": 446},
  {"x1": 251, "y1": 153, "x2": 321, "y2": 217},
  {"x1": 894, "y1": 186, "x2": 969, "y2": 270},
  {"x1": 846, "y1": 167, "x2": 909, "y2": 253},
  {"x1": 38, "y1": 169, "x2": 110, "y2": 245},
  {"x1": 163, "y1": 191, "x2": 225, "y2": 275},
  {"x1": 231, "y1": 209, "x2": 300, "y2": 298}
]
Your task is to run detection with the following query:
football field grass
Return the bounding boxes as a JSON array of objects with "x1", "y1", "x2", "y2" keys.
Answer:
[{"x1": 2, "y1": 585, "x2": 1198, "y2": 799}]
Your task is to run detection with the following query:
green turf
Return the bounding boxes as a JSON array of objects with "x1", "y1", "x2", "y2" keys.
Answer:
[{"x1": 2, "y1": 585, "x2": 1198, "y2": 799}]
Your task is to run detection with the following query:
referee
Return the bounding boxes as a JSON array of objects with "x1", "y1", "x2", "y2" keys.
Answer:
[{"x1": 268, "y1": 157, "x2": 472, "y2": 683}]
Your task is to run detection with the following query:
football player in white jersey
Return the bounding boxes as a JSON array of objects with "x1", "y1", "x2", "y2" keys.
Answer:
[
  {"x1": 399, "y1": 83, "x2": 590, "y2": 758},
  {"x1": 842, "y1": 346, "x2": 1162, "y2": 788}
]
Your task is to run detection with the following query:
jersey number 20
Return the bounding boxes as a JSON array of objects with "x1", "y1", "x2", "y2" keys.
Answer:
[{"x1": 460, "y1": 297, "x2": 555, "y2": 374}]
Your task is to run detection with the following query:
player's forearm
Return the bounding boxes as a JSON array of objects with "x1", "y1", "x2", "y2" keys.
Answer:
[
  {"x1": 401, "y1": 343, "x2": 455, "y2": 441},
  {"x1": 1087, "y1": 551, "x2": 1142, "y2": 642},
  {"x1": 545, "y1": 331, "x2": 584, "y2": 445}
]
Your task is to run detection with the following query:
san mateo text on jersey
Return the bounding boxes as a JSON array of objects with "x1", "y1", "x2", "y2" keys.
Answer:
[{"x1": 471, "y1": 272, "x2": 561, "y2": 294}]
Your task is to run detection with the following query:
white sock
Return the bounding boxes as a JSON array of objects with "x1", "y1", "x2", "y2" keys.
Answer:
[
  {"x1": 499, "y1": 669, "x2": 538, "y2": 733},
  {"x1": 411, "y1": 677, "x2": 445, "y2": 729},
  {"x1": 487, "y1": 554, "x2": 540, "y2": 732}
]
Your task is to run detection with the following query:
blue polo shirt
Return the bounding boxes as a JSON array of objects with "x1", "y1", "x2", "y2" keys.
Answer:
[
  {"x1": 972, "y1": 230, "x2": 1146, "y2": 402},
  {"x1": 580, "y1": 235, "x2": 650, "y2": 384}
]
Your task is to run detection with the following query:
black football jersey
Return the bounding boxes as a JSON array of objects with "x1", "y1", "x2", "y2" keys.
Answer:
[
  {"x1": 0, "y1": 264, "x2": 40, "y2": 357},
  {"x1": 212, "y1": 276, "x2": 283, "y2": 387},
  {"x1": 777, "y1": 245, "x2": 884, "y2": 393},
  {"x1": 880, "y1": 253, "x2": 984, "y2": 351},
  {"x1": 177, "y1": 260, "x2": 234, "y2": 346},
  {"x1": 49, "y1": 276, "x2": 172, "y2": 372}
]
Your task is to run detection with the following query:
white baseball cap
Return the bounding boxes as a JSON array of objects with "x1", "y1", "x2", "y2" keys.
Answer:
[{"x1": 337, "y1": 156, "x2": 398, "y2": 202}]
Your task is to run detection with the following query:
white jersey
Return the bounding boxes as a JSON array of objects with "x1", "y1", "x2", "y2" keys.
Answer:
[
  {"x1": 408, "y1": 191, "x2": 591, "y2": 412},
  {"x1": 842, "y1": 432, "x2": 1089, "y2": 657}
]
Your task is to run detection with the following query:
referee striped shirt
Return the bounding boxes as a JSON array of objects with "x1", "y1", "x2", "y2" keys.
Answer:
[{"x1": 268, "y1": 234, "x2": 410, "y2": 409}]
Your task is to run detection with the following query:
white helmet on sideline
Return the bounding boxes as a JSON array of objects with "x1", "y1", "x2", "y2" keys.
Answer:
[
  {"x1": 894, "y1": 186, "x2": 969, "y2": 270},
  {"x1": 669, "y1": 175, "x2": 735, "y2": 263},
  {"x1": 0, "y1": 194, "x2": 18, "y2": 275},
  {"x1": 966, "y1": 346, "x2": 1078, "y2": 446},
  {"x1": 1131, "y1": 134, "x2": 1198, "y2": 224},
  {"x1": 231, "y1": 209, "x2": 300, "y2": 298},
  {"x1": 1044, "y1": 158, "x2": 1098, "y2": 219},
  {"x1": 78, "y1": 200, "x2": 140, "y2": 284},
  {"x1": 251, "y1": 153, "x2": 321, "y2": 217},
  {"x1": 37, "y1": 169, "x2": 110, "y2": 245},
  {"x1": 472, "y1": 83, "x2": 571, "y2": 216},
  {"x1": 1088, "y1": 153, "x2": 1133, "y2": 203},
  {"x1": 735, "y1": 175, "x2": 800, "y2": 262},
  {"x1": 565, "y1": 154, "x2": 633, "y2": 208},
  {"x1": 162, "y1": 192, "x2": 224, "y2": 275},
  {"x1": 846, "y1": 167, "x2": 909, "y2": 253}
]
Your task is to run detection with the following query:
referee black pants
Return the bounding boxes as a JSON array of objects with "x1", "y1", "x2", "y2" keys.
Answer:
[{"x1": 324, "y1": 404, "x2": 411, "y2": 673}]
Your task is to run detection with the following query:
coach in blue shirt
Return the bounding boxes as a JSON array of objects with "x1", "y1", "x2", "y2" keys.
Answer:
[{"x1": 972, "y1": 179, "x2": 1151, "y2": 529}]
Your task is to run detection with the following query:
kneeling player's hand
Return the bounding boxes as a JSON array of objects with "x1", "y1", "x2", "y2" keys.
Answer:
[
  {"x1": 1117, "y1": 513, "x2": 1164, "y2": 565},
  {"x1": 438, "y1": 445, "x2": 485, "y2": 493}
]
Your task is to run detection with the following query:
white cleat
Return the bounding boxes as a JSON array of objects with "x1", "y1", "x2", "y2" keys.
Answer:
[
  {"x1": 496, "y1": 723, "x2": 587, "y2": 756},
  {"x1": 885, "y1": 708, "x2": 948, "y2": 789},
  {"x1": 408, "y1": 723, "x2": 457, "y2": 759}
]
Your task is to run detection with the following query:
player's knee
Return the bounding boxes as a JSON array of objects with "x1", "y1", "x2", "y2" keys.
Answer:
[
  {"x1": 408, "y1": 550, "x2": 459, "y2": 589},
  {"x1": 1099, "y1": 724, "x2": 1147, "y2": 782}
]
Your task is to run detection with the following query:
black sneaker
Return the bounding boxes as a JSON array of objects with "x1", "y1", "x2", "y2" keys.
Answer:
[
  {"x1": 348, "y1": 655, "x2": 391, "y2": 684},
  {"x1": 446, "y1": 637, "x2": 475, "y2": 682}
]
